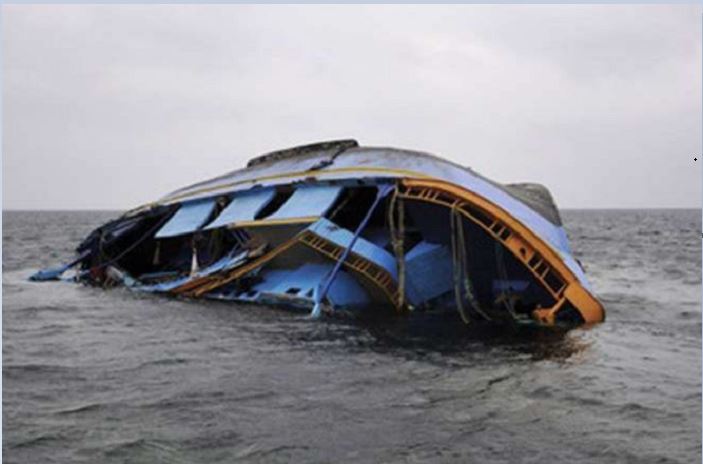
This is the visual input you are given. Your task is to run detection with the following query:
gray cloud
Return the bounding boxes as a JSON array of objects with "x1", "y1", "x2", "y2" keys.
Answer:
[{"x1": 3, "y1": 4, "x2": 701, "y2": 210}]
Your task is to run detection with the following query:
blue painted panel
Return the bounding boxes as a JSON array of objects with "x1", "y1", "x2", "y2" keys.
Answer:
[
  {"x1": 254, "y1": 265, "x2": 319, "y2": 296},
  {"x1": 269, "y1": 270, "x2": 312, "y2": 295},
  {"x1": 155, "y1": 199, "x2": 217, "y2": 238},
  {"x1": 326, "y1": 270, "x2": 370, "y2": 308},
  {"x1": 204, "y1": 188, "x2": 276, "y2": 229},
  {"x1": 404, "y1": 241, "x2": 454, "y2": 305},
  {"x1": 406, "y1": 240, "x2": 441, "y2": 261},
  {"x1": 251, "y1": 269, "x2": 289, "y2": 293},
  {"x1": 307, "y1": 218, "x2": 398, "y2": 280},
  {"x1": 254, "y1": 263, "x2": 369, "y2": 307},
  {"x1": 239, "y1": 263, "x2": 369, "y2": 309},
  {"x1": 266, "y1": 184, "x2": 343, "y2": 221}
]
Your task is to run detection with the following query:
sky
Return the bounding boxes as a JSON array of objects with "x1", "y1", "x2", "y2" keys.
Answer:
[{"x1": 2, "y1": 4, "x2": 701, "y2": 210}]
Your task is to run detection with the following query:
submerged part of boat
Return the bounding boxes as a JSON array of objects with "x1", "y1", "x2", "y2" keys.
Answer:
[{"x1": 32, "y1": 140, "x2": 605, "y2": 326}]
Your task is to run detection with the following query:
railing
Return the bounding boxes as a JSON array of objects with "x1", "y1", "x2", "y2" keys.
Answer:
[
  {"x1": 298, "y1": 231, "x2": 400, "y2": 308},
  {"x1": 398, "y1": 184, "x2": 567, "y2": 302}
]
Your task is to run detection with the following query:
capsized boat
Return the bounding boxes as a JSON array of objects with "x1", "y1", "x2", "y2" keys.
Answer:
[{"x1": 32, "y1": 140, "x2": 605, "y2": 326}]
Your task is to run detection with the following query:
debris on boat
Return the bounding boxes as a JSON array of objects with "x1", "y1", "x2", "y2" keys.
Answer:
[{"x1": 31, "y1": 140, "x2": 605, "y2": 326}]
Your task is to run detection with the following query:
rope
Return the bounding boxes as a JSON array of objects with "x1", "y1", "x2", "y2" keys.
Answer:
[
  {"x1": 388, "y1": 187, "x2": 406, "y2": 309},
  {"x1": 457, "y1": 210, "x2": 491, "y2": 321},
  {"x1": 494, "y1": 241, "x2": 518, "y2": 320},
  {"x1": 450, "y1": 206, "x2": 491, "y2": 323},
  {"x1": 450, "y1": 208, "x2": 471, "y2": 323}
]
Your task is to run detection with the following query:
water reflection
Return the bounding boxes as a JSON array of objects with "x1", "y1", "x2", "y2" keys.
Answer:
[
  {"x1": 85, "y1": 288, "x2": 596, "y2": 363},
  {"x1": 268, "y1": 309, "x2": 594, "y2": 362}
]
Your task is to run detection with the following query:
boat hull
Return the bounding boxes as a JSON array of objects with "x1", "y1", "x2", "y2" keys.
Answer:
[{"x1": 31, "y1": 140, "x2": 605, "y2": 326}]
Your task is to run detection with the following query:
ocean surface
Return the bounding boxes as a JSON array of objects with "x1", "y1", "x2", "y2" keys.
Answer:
[{"x1": 3, "y1": 209, "x2": 701, "y2": 463}]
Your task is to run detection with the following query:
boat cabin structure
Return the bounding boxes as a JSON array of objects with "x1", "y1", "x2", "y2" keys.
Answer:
[{"x1": 32, "y1": 140, "x2": 605, "y2": 326}]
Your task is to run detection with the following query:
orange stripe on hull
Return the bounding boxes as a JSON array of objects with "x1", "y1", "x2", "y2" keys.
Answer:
[{"x1": 400, "y1": 178, "x2": 605, "y2": 325}]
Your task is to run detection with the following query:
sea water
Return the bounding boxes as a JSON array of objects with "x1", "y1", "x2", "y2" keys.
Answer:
[{"x1": 3, "y1": 209, "x2": 701, "y2": 463}]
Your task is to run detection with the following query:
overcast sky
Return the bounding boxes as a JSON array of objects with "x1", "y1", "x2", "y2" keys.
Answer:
[{"x1": 3, "y1": 4, "x2": 701, "y2": 210}]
